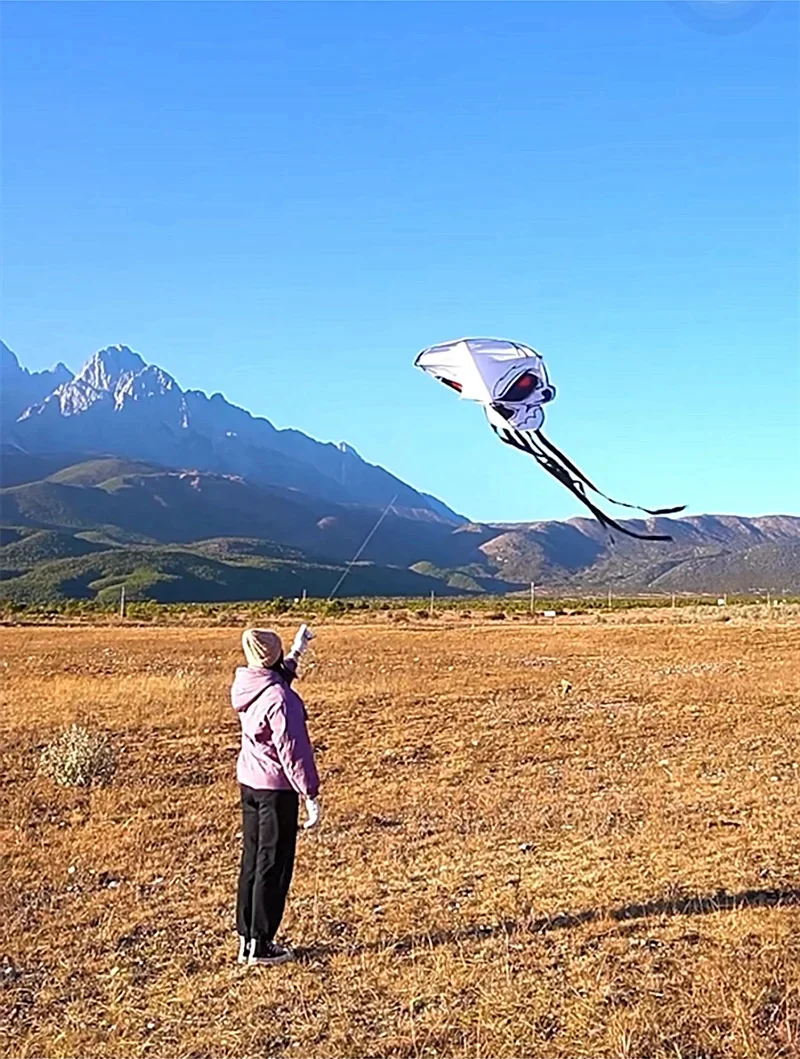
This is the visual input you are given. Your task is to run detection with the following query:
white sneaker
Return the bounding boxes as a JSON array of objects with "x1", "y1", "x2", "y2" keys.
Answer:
[
  {"x1": 237, "y1": 935, "x2": 249, "y2": 964},
  {"x1": 247, "y1": 939, "x2": 294, "y2": 966}
]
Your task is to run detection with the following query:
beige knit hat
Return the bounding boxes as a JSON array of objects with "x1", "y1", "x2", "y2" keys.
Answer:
[{"x1": 241, "y1": 628, "x2": 283, "y2": 668}]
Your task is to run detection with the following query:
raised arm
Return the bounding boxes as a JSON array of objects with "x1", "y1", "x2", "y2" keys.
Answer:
[{"x1": 287, "y1": 624, "x2": 315, "y2": 665}]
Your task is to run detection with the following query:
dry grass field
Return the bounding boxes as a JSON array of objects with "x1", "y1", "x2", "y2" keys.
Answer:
[{"x1": 2, "y1": 614, "x2": 799, "y2": 1058}]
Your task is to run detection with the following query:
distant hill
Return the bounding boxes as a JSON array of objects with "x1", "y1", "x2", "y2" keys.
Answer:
[
  {"x1": 474, "y1": 514, "x2": 800, "y2": 595},
  {"x1": 0, "y1": 451, "x2": 486, "y2": 602},
  {"x1": 0, "y1": 544, "x2": 465, "y2": 605},
  {"x1": 0, "y1": 456, "x2": 476, "y2": 567},
  {"x1": 639, "y1": 541, "x2": 800, "y2": 594},
  {"x1": 1, "y1": 452, "x2": 798, "y2": 601},
  {"x1": 0, "y1": 529, "x2": 109, "y2": 574}
]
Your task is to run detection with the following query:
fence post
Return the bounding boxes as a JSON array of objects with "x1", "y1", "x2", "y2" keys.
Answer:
[{"x1": 119, "y1": 585, "x2": 126, "y2": 620}]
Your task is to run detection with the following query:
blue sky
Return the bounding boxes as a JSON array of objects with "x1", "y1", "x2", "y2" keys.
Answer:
[{"x1": 2, "y1": 1, "x2": 798, "y2": 522}]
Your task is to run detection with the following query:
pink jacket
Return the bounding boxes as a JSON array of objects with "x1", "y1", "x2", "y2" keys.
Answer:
[{"x1": 231, "y1": 662, "x2": 320, "y2": 798}]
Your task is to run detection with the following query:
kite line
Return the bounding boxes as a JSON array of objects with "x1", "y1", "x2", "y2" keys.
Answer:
[{"x1": 327, "y1": 494, "x2": 399, "y2": 600}]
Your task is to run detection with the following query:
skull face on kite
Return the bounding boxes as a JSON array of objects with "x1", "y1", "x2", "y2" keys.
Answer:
[
  {"x1": 417, "y1": 338, "x2": 556, "y2": 432},
  {"x1": 415, "y1": 337, "x2": 684, "y2": 541}
]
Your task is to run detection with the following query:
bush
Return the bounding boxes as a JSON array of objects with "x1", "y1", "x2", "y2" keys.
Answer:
[{"x1": 39, "y1": 724, "x2": 117, "y2": 788}]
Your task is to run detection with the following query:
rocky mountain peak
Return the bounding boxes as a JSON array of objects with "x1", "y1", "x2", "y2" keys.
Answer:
[{"x1": 75, "y1": 345, "x2": 147, "y2": 391}]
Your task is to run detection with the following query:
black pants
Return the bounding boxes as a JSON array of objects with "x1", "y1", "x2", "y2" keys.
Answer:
[{"x1": 236, "y1": 786, "x2": 299, "y2": 943}]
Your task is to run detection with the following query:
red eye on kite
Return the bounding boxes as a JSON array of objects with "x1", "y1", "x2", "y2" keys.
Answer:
[
  {"x1": 500, "y1": 372, "x2": 539, "y2": 402},
  {"x1": 441, "y1": 377, "x2": 463, "y2": 393}
]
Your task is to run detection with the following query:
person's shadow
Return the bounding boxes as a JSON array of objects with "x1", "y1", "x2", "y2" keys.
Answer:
[{"x1": 296, "y1": 886, "x2": 800, "y2": 963}]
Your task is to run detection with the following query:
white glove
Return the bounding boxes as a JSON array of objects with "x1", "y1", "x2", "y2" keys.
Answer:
[
  {"x1": 303, "y1": 796, "x2": 321, "y2": 830},
  {"x1": 290, "y1": 623, "x2": 315, "y2": 660}
]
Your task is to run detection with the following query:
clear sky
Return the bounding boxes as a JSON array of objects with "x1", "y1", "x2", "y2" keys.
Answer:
[{"x1": 2, "y1": 1, "x2": 798, "y2": 522}]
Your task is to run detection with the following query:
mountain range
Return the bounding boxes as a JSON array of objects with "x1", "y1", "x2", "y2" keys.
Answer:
[
  {"x1": 1, "y1": 341, "x2": 798, "y2": 602},
  {"x1": 1, "y1": 341, "x2": 457, "y2": 520}
]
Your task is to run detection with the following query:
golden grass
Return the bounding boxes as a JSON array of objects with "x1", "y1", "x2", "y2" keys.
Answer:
[{"x1": 2, "y1": 616, "x2": 799, "y2": 1058}]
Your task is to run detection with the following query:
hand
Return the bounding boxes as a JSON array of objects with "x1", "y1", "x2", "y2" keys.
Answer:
[
  {"x1": 290, "y1": 623, "x2": 315, "y2": 659},
  {"x1": 303, "y1": 796, "x2": 321, "y2": 830}
]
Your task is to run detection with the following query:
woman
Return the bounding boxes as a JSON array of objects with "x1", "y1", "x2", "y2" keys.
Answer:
[{"x1": 231, "y1": 625, "x2": 320, "y2": 966}]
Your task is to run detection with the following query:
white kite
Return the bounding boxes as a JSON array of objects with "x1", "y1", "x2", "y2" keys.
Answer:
[{"x1": 414, "y1": 337, "x2": 684, "y2": 541}]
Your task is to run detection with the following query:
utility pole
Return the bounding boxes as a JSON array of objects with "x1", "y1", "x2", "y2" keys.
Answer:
[
  {"x1": 530, "y1": 581, "x2": 536, "y2": 617},
  {"x1": 301, "y1": 588, "x2": 307, "y2": 604},
  {"x1": 119, "y1": 585, "x2": 126, "y2": 620},
  {"x1": 429, "y1": 590, "x2": 435, "y2": 618},
  {"x1": 607, "y1": 589, "x2": 612, "y2": 610}
]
